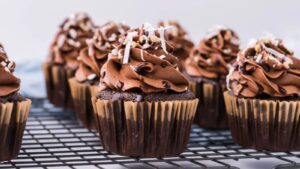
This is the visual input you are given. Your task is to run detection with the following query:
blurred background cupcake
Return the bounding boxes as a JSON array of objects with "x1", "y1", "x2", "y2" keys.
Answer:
[
  {"x1": 225, "y1": 34, "x2": 300, "y2": 151},
  {"x1": 0, "y1": 44, "x2": 31, "y2": 161},
  {"x1": 92, "y1": 23, "x2": 198, "y2": 157},
  {"x1": 185, "y1": 26, "x2": 240, "y2": 129},
  {"x1": 43, "y1": 12, "x2": 95, "y2": 109},
  {"x1": 158, "y1": 20, "x2": 194, "y2": 71},
  {"x1": 69, "y1": 21, "x2": 129, "y2": 129}
]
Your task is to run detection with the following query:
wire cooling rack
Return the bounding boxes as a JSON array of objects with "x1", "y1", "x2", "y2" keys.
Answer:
[{"x1": 0, "y1": 98, "x2": 299, "y2": 169}]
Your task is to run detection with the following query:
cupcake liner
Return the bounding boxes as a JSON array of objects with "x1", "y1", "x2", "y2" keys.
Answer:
[
  {"x1": 92, "y1": 97, "x2": 198, "y2": 157},
  {"x1": 89, "y1": 85, "x2": 98, "y2": 97},
  {"x1": 189, "y1": 80, "x2": 228, "y2": 129},
  {"x1": 42, "y1": 63, "x2": 74, "y2": 109},
  {"x1": 224, "y1": 91, "x2": 300, "y2": 151},
  {"x1": 69, "y1": 78, "x2": 96, "y2": 130},
  {"x1": 0, "y1": 99, "x2": 31, "y2": 161}
]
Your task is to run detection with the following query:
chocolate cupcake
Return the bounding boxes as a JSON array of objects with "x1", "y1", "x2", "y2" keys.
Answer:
[
  {"x1": 185, "y1": 26, "x2": 240, "y2": 129},
  {"x1": 158, "y1": 20, "x2": 194, "y2": 70},
  {"x1": 92, "y1": 23, "x2": 199, "y2": 157},
  {"x1": 225, "y1": 34, "x2": 300, "y2": 151},
  {"x1": 0, "y1": 44, "x2": 31, "y2": 161},
  {"x1": 69, "y1": 22, "x2": 129, "y2": 129},
  {"x1": 43, "y1": 12, "x2": 95, "y2": 109}
]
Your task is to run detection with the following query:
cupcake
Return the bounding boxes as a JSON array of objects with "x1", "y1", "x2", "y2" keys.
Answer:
[
  {"x1": 0, "y1": 44, "x2": 31, "y2": 161},
  {"x1": 225, "y1": 34, "x2": 300, "y2": 151},
  {"x1": 69, "y1": 22, "x2": 130, "y2": 129},
  {"x1": 185, "y1": 26, "x2": 240, "y2": 129},
  {"x1": 92, "y1": 23, "x2": 199, "y2": 157},
  {"x1": 158, "y1": 20, "x2": 194, "y2": 70},
  {"x1": 43, "y1": 12, "x2": 95, "y2": 109}
]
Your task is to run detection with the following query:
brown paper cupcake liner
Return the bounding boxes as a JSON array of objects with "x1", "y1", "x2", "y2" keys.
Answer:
[
  {"x1": 69, "y1": 78, "x2": 96, "y2": 130},
  {"x1": 189, "y1": 80, "x2": 228, "y2": 129},
  {"x1": 0, "y1": 99, "x2": 31, "y2": 161},
  {"x1": 224, "y1": 91, "x2": 300, "y2": 151},
  {"x1": 92, "y1": 97, "x2": 198, "y2": 157},
  {"x1": 42, "y1": 63, "x2": 74, "y2": 109}
]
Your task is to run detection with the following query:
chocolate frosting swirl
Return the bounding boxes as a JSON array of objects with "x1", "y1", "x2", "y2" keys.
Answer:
[
  {"x1": 98, "y1": 23, "x2": 189, "y2": 94},
  {"x1": 47, "y1": 12, "x2": 95, "y2": 70},
  {"x1": 227, "y1": 34, "x2": 300, "y2": 98},
  {"x1": 185, "y1": 26, "x2": 240, "y2": 79},
  {"x1": 158, "y1": 21, "x2": 194, "y2": 61},
  {"x1": 0, "y1": 44, "x2": 20, "y2": 97},
  {"x1": 75, "y1": 22, "x2": 130, "y2": 83}
]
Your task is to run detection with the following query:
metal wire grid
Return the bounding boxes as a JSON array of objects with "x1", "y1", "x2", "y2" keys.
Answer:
[{"x1": 0, "y1": 98, "x2": 299, "y2": 169}]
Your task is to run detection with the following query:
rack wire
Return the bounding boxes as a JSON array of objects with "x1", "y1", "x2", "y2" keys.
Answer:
[{"x1": 0, "y1": 98, "x2": 299, "y2": 169}]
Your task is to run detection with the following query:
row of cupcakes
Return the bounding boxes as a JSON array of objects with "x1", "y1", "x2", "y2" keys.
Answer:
[{"x1": 41, "y1": 12, "x2": 300, "y2": 157}]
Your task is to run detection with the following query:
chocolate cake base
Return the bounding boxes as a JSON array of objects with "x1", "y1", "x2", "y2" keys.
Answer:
[
  {"x1": 43, "y1": 63, "x2": 74, "y2": 109},
  {"x1": 96, "y1": 89, "x2": 195, "y2": 102},
  {"x1": 92, "y1": 93, "x2": 199, "y2": 157},
  {"x1": 188, "y1": 76, "x2": 228, "y2": 129},
  {"x1": 0, "y1": 93, "x2": 24, "y2": 103}
]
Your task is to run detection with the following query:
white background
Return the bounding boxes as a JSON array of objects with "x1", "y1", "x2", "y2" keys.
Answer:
[
  {"x1": 0, "y1": 1, "x2": 299, "y2": 168},
  {"x1": 1, "y1": 0, "x2": 300, "y2": 97}
]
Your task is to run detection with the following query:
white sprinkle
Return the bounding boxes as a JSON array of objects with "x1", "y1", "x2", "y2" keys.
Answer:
[
  {"x1": 57, "y1": 34, "x2": 65, "y2": 48},
  {"x1": 123, "y1": 31, "x2": 138, "y2": 64},
  {"x1": 140, "y1": 35, "x2": 151, "y2": 49},
  {"x1": 142, "y1": 43, "x2": 151, "y2": 49},
  {"x1": 143, "y1": 22, "x2": 156, "y2": 37},
  {"x1": 255, "y1": 54, "x2": 263, "y2": 63},
  {"x1": 129, "y1": 65, "x2": 136, "y2": 71},
  {"x1": 223, "y1": 48, "x2": 232, "y2": 54},
  {"x1": 226, "y1": 66, "x2": 235, "y2": 91},
  {"x1": 69, "y1": 29, "x2": 77, "y2": 39},
  {"x1": 143, "y1": 23, "x2": 173, "y2": 53},
  {"x1": 63, "y1": 19, "x2": 76, "y2": 31},
  {"x1": 261, "y1": 32, "x2": 276, "y2": 42},
  {"x1": 140, "y1": 50, "x2": 145, "y2": 61},
  {"x1": 205, "y1": 25, "x2": 228, "y2": 39},
  {"x1": 206, "y1": 59, "x2": 212, "y2": 65},
  {"x1": 111, "y1": 49, "x2": 118, "y2": 56},
  {"x1": 87, "y1": 73, "x2": 97, "y2": 80},
  {"x1": 236, "y1": 53, "x2": 241, "y2": 62},
  {"x1": 88, "y1": 46, "x2": 94, "y2": 57},
  {"x1": 0, "y1": 61, "x2": 6, "y2": 67},
  {"x1": 159, "y1": 54, "x2": 166, "y2": 59},
  {"x1": 4, "y1": 67, "x2": 10, "y2": 72},
  {"x1": 117, "y1": 22, "x2": 126, "y2": 34},
  {"x1": 118, "y1": 50, "x2": 123, "y2": 59},
  {"x1": 108, "y1": 33, "x2": 117, "y2": 42},
  {"x1": 262, "y1": 43, "x2": 293, "y2": 65},
  {"x1": 0, "y1": 47, "x2": 4, "y2": 53},
  {"x1": 7, "y1": 62, "x2": 13, "y2": 69},
  {"x1": 68, "y1": 39, "x2": 81, "y2": 48},
  {"x1": 159, "y1": 27, "x2": 168, "y2": 53},
  {"x1": 247, "y1": 38, "x2": 257, "y2": 48},
  {"x1": 86, "y1": 39, "x2": 94, "y2": 56}
]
